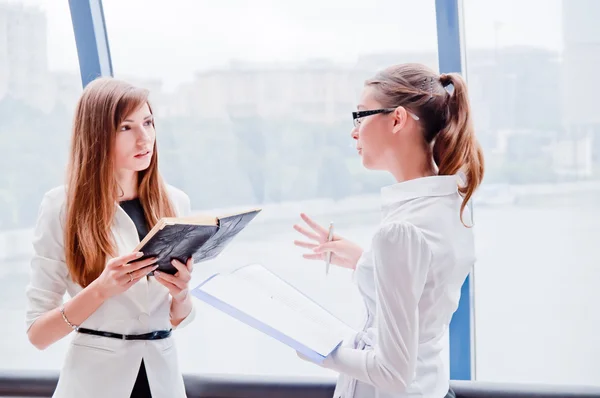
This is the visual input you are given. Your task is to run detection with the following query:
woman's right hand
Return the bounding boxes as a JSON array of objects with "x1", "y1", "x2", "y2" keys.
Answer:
[
  {"x1": 293, "y1": 213, "x2": 363, "y2": 271},
  {"x1": 92, "y1": 252, "x2": 158, "y2": 299}
]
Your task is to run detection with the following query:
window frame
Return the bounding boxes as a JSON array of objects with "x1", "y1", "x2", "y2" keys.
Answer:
[
  {"x1": 68, "y1": 0, "x2": 113, "y2": 87},
  {"x1": 434, "y1": 0, "x2": 474, "y2": 381},
  {"x1": 67, "y1": 0, "x2": 474, "y2": 381}
]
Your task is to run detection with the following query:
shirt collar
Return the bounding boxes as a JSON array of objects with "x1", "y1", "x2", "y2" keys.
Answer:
[{"x1": 381, "y1": 174, "x2": 463, "y2": 208}]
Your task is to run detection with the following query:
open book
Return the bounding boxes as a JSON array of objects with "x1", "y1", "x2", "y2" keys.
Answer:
[
  {"x1": 132, "y1": 208, "x2": 261, "y2": 274},
  {"x1": 191, "y1": 263, "x2": 357, "y2": 364}
]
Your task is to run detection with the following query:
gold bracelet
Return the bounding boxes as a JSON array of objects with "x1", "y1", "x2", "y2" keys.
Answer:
[{"x1": 60, "y1": 305, "x2": 79, "y2": 331}]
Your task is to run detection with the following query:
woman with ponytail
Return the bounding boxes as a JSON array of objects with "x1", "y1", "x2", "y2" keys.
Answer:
[{"x1": 293, "y1": 63, "x2": 484, "y2": 398}]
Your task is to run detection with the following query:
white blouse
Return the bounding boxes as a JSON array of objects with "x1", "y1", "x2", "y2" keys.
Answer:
[
  {"x1": 24, "y1": 185, "x2": 196, "y2": 398},
  {"x1": 321, "y1": 175, "x2": 475, "y2": 398}
]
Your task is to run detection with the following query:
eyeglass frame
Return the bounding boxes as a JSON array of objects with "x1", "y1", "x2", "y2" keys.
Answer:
[{"x1": 352, "y1": 107, "x2": 420, "y2": 128}]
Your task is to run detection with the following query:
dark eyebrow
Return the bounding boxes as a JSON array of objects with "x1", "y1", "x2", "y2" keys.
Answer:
[{"x1": 122, "y1": 114, "x2": 153, "y2": 123}]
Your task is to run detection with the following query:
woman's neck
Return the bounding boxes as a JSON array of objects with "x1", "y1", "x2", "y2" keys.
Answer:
[
  {"x1": 116, "y1": 169, "x2": 138, "y2": 200},
  {"x1": 385, "y1": 137, "x2": 437, "y2": 183},
  {"x1": 388, "y1": 155, "x2": 437, "y2": 183}
]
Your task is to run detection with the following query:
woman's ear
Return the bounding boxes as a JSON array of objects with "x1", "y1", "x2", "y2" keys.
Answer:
[{"x1": 392, "y1": 106, "x2": 408, "y2": 134}]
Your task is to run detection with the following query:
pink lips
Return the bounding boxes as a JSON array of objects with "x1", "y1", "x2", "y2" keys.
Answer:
[{"x1": 135, "y1": 150, "x2": 152, "y2": 158}]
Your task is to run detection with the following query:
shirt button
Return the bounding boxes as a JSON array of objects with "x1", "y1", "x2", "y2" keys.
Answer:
[{"x1": 138, "y1": 313, "x2": 149, "y2": 324}]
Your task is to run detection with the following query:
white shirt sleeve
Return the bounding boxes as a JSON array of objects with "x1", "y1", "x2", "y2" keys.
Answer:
[
  {"x1": 25, "y1": 192, "x2": 69, "y2": 332},
  {"x1": 321, "y1": 221, "x2": 432, "y2": 393}
]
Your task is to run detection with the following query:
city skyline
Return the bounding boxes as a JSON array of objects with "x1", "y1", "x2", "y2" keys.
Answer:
[
  {"x1": 2, "y1": 0, "x2": 566, "y2": 90},
  {"x1": 1, "y1": 0, "x2": 597, "y2": 183}
]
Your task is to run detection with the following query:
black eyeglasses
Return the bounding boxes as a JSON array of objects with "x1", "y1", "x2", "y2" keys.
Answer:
[{"x1": 352, "y1": 108, "x2": 419, "y2": 127}]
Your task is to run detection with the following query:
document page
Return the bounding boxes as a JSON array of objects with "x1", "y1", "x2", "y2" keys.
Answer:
[
  {"x1": 232, "y1": 264, "x2": 356, "y2": 338},
  {"x1": 193, "y1": 264, "x2": 356, "y2": 357}
]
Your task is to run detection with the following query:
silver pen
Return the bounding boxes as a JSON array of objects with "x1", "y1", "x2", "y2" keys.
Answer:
[{"x1": 325, "y1": 222, "x2": 334, "y2": 275}]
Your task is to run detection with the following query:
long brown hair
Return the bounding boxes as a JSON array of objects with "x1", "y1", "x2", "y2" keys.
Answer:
[
  {"x1": 365, "y1": 63, "x2": 485, "y2": 225},
  {"x1": 65, "y1": 77, "x2": 176, "y2": 287}
]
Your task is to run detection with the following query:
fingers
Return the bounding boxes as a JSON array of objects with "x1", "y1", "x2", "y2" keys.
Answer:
[
  {"x1": 154, "y1": 273, "x2": 180, "y2": 293},
  {"x1": 121, "y1": 257, "x2": 158, "y2": 274},
  {"x1": 119, "y1": 270, "x2": 147, "y2": 286},
  {"x1": 293, "y1": 224, "x2": 320, "y2": 242},
  {"x1": 154, "y1": 270, "x2": 187, "y2": 290},
  {"x1": 300, "y1": 213, "x2": 328, "y2": 236},
  {"x1": 170, "y1": 259, "x2": 192, "y2": 283},
  {"x1": 125, "y1": 264, "x2": 158, "y2": 282},
  {"x1": 170, "y1": 259, "x2": 189, "y2": 277},
  {"x1": 313, "y1": 241, "x2": 341, "y2": 253},
  {"x1": 302, "y1": 253, "x2": 324, "y2": 261},
  {"x1": 294, "y1": 240, "x2": 318, "y2": 249},
  {"x1": 107, "y1": 251, "x2": 144, "y2": 269},
  {"x1": 296, "y1": 350, "x2": 314, "y2": 363},
  {"x1": 154, "y1": 271, "x2": 190, "y2": 303},
  {"x1": 154, "y1": 272, "x2": 190, "y2": 302},
  {"x1": 186, "y1": 257, "x2": 194, "y2": 272}
]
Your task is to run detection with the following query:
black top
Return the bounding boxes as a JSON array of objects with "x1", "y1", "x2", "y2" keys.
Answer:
[
  {"x1": 119, "y1": 197, "x2": 152, "y2": 398},
  {"x1": 120, "y1": 198, "x2": 149, "y2": 242}
]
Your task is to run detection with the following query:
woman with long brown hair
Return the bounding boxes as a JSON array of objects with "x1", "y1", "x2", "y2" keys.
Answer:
[
  {"x1": 294, "y1": 63, "x2": 484, "y2": 398},
  {"x1": 25, "y1": 77, "x2": 195, "y2": 398}
]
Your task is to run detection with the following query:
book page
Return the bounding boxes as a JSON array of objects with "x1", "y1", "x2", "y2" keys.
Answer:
[
  {"x1": 195, "y1": 267, "x2": 355, "y2": 356},
  {"x1": 232, "y1": 264, "x2": 356, "y2": 338}
]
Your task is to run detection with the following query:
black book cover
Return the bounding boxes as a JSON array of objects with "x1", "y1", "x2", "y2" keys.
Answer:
[{"x1": 132, "y1": 208, "x2": 261, "y2": 275}]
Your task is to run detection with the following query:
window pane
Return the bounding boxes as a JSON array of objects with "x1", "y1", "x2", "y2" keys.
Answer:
[
  {"x1": 0, "y1": 0, "x2": 81, "y2": 370},
  {"x1": 103, "y1": 0, "x2": 439, "y2": 376},
  {"x1": 464, "y1": 0, "x2": 600, "y2": 386}
]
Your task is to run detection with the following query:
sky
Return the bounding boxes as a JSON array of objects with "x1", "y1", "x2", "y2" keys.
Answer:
[{"x1": 4, "y1": 0, "x2": 567, "y2": 89}]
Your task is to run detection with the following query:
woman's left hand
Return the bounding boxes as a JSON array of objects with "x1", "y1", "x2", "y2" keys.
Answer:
[{"x1": 154, "y1": 258, "x2": 193, "y2": 303}]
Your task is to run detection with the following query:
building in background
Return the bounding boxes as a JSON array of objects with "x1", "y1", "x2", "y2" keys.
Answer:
[
  {"x1": 0, "y1": 3, "x2": 79, "y2": 114},
  {"x1": 560, "y1": 0, "x2": 600, "y2": 178}
]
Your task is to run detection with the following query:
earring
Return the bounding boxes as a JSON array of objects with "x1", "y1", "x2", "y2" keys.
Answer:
[{"x1": 117, "y1": 184, "x2": 124, "y2": 198}]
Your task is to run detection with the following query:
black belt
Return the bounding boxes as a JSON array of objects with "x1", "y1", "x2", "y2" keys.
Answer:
[{"x1": 77, "y1": 327, "x2": 172, "y2": 340}]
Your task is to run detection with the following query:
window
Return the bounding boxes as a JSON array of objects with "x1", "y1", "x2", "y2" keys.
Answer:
[
  {"x1": 102, "y1": 0, "x2": 440, "y2": 376},
  {"x1": 0, "y1": 0, "x2": 82, "y2": 370},
  {"x1": 464, "y1": 0, "x2": 600, "y2": 386}
]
